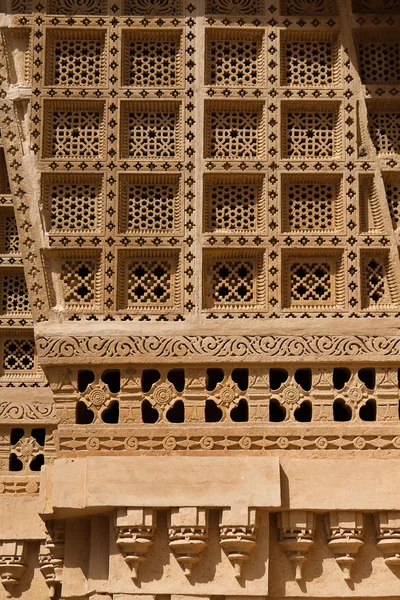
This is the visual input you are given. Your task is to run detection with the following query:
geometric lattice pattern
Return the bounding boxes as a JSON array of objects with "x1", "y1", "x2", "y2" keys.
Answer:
[
  {"x1": 126, "y1": 259, "x2": 173, "y2": 306},
  {"x1": 49, "y1": 108, "x2": 103, "y2": 158},
  {"x1": 289, "y1": 260, "x2": 333, "y2": 305},
  {"x1": 209, "y1": 109, "x2": 261, "y2": 158},
  {"x1": 60, "y1": 259, "x2": 97, "y2": 306},
  {"x1": 385, "y1": 180, "x2": 400, "y2": 230},
  {"x1": 206, "y1": 0, "x2": 263, "y2": 13},
  {"x1": 359, "y1": 41, "x2": 400, "y2": 85},
  {"x1": 125, "y1": 36, "x2": 180, "y2": 87},
  {"x1": 285, "y1": 110, "x2": 336, "y2": 157},
  {"x1": 364, "y1": 257, "x2": 389, "y2": 306},
  {"x1": 50, "y1": 35, "x2": 104, "y2": 86},
  {"x1": 3, "y1": 215, "x2": 20, "y2": 253},
  {"x1": 126, "y1": 109, "x2": 178, "y2": 158},
  {"x1": 48, "y1": 0, "x2": 107, "y2": 14},
  {"x1": 3, "y1": 339, "x2": 35, "y2": 371},
  {"x1": 49, "y1": 181, "x2": 99, "y2": 231},
  {"x1": 210, "y1": 259, "x2": 255, "y2": 304},
  {"x1": 283, "y1": 40, "x2": 334, "y2": 86},
  {"x1": 207, "y1": 183, "x2": 259, "y2": 231},
  {"x1": 209, "y1": 39, "x2": 259, "y2": 87},
  {"x1": 1, "y1": 272, "x2": 29, "y2": 314},
  {"x1": 369, "y1": 111, "x2": 400, "y2": 155},
  {"x1": 126, "y1": 183, "x2": 176, "y2": 231},
  {"x1": 284, "y1": 181, "x2": 336, "y2": 231}
]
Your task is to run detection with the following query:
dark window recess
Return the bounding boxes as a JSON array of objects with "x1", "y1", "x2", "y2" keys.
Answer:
[
  {"x1": 78, "y1": 370, "x2": 95, "y2": 393},
  {"x1": 269, "y1": 398, "x2": 286, "y2": 422},
  {"x1": 30, "y1": 454, "x2": 44, "y2": 472},
  {"x1": 168, "y1": 369, "x2": 185, "y2": 392},
  {"x1": 333, "y1": 368, "x2": 351, "y2": 390},
  {"x1": 31, "y1": 428, "x2": 46, "y2": 446},
  {"x1": 166, "y1": 400, "x2": 184, "y2": 423},
  {"x1": 141, "y1": 400, "x2": 159, "y2": 424},
  {"x1": 205, "y1": 399, "x2": 223, "y2": 422},
  {"x1": 76, "y1": 401, "x2": 95, "y2": 424},
  {"x1": 10, "y1": 428, "x2": 24, "y2": 445},
  {"x1": 232, "y1": 369, "x2": 249, "y2": 391},
  {"x1": 206, "y1": 368, "x2": 224, "y2": 391},
  {"x1": 294, "y1": 400, "x2": 312, "y2": 422},
  {"x1": 142, "y1": 369, "x2": 160, "y2": 393},
  {"x1": 101, "y1": 370, "x2": 121, "y2": 393},
  {"x1": 294, "y1": 369, "x2": 311, "y2": 391},
  {"x1": 230, "y1": 398, "x2": 249, "y2": 422},
  {"x1": 333, "y1": 398, "x2": 352, "y2": 421},
  {"x1": 102, "y1": 401, "x2": 119, "y2": 424},
  {"x1": 359, "y1": 399, "x2": 376, "y2": 421},
  {"x1": 358, "y1": 368, "x2": 375, "y2": 390},
  {"x1": 270, "y1": 369, "x2": 288, "y2": 390},
  {"x1": 9, "y1": 453, "x2": 23, "y2": 471}
]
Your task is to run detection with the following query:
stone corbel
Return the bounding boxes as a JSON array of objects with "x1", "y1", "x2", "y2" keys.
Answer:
[
  {"x1": 278, "y1": 510, "x2": 315, "y2": 581},
  {"x1": 0, "y1": 540, "x2": 27, "y2": 598},
  {"x1": 168, "y1": 507, "x2": 208, "y2": 576},
  {"x1": 115, "y1": 508, "x2": 155, "y2": 581},
  {"x1": 39, "y1": 520, "x2": 65, "y2": 599},
  {"x1": 326, "y1": 511, "x2": 364, "y2": 581},
  {"x1": 375, "y1": 511, "x2": 400, "y2": 566},
  {"x1": 219, "y1": 508, "x2": 257, "y2": 579}
]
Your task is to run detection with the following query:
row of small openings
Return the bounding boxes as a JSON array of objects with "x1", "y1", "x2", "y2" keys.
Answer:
[
  {"x1": 76, "y1": 399, "x2": 120, "y2": 424},
  {"x1": 270, "y1": 398, "x2": 377, "y2": 422},
  {"x1": 141, "y1": 398, "x2": 249, "y2": 423},
  {"x1": 9, "y1": 428, "x2": 45, "y2": 471},
  {"x1": 78, "y1": 369, "x2": 121, "y2": 393}
]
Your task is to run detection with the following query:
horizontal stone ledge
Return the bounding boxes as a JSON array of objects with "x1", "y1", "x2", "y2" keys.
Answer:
[{"x1": 36, "y1": 333, "x2": 400, "y2": 364}]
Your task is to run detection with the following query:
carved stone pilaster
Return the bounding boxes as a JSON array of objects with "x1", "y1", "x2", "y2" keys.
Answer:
[
  {"x1": 278, "y1": 510, "x2": 315, "y2": 581},
  {"x1": 184, "y1": 369, "x2": 207, "y2": 422},
  {"x1": 375, "y1": 368, "x2": 400, "y2": 421},
  {"x1": 118, "y1": 369, "x2": 142, "y2": 423},
  {"x1": 375, "y1": 511, "x2": 400, "y2": 565},
  {"x1": 116, "y1": 508, "x2": 155, "y2": 581},
  {"x1": 326, "y1": 511, "x2": 364, "y2": 581},
  {"x1": 0, "y1": 540, "x2": 27, "y2": 598},
  {"x1": 219, "y1": 508, "x2": 257, "y2": 579},
  {"x1": 168, "y1": 507, "x2": 208, "y2": 576},
  {"x1": 248, "y1": 368, "x2": 269, "y2": 421},
  {"x1": 39, "y1": 520, "x2": 65, "y2": 599},
  {"x1": 311, "y1": 369, "x2": 334, "y2": 421}
]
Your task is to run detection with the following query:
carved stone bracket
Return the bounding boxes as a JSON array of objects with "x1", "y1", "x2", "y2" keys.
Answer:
[
  {"x1": 326, "y1": 511, "x2": 364, "y2": 581},
  {"x1": 0, "y1": 540, "x2": 27, "y2": 598},
  {"x1": 168, "y1": 507, "x2": 208, "y2": 576},
  {"x1": 219, "y1": 508, "x2": 257, "y2": 579},
  {"x1": 39, "y1": 520, "x2": 65, "y2": 599},
  {"x1": 116, "y1": 508, "x2": 155, "y2": 581},
  {"x1": 278, "y1": 510, "x2": 315, "y2": 581},
  {"x1": 375, "y1": 511, "x2": 400, "y2": 566}
]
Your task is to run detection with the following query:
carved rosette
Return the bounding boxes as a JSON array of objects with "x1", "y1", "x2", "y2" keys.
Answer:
[
  {"x1": 219, "y1": 508, "x2": 257, "y2": 578},
  {"x1": 39, "y1": 520, "x2": 65, "y2": 599},
  {"x1": 0, "y1": 541, "x2": 27, "y2": 598},
  {"x1": 116, "y1": 508, "x2": 155, "y2": 581},
  {"x1": 326, "y1": 511, "x2": 364, "y2": 581},
  {"x1": 375, "y1": 511, "x2": 400, "y2": 566},
  {"x1": 278, "y1": 511, "x2": 315, "y2": 581},
  {"x1": 168, "y1": 507, "x2": 208, "y2": 576}
]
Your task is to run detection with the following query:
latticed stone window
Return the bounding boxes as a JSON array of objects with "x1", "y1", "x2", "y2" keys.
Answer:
[
  {"x1": 57, "y1": 253, "x2": 101, "y2": 311},
  {"x1": 384, "y1": 177, "x2": 400, "y2": 231},
  {"x1": 282, "y1": 103, "x2": 340, "y2": 158},
  {"x1": 2, "y1": 339, "x2": 35, "y2": 372},
  {"x1": 361, "y1": 252, "x2": 397, "y2": 309},
  {"x1": 46, "y1": 29, "x2": 106, "y2": 87},
  {"x1": 42, "y1": 174, "x2": 103, "y2": 233},
  {"x1": 0, "y1": 271, "x2": 29, "y2": 314},
  {"x1": 47, "y1": 0, "x2": 108, "y2": 14},
  {"x1": 205, "y1": 0, "x2": 264, "y2": 14},
  {"x1": 281, "y1": 32, "x2": 340, "y2": 87},
  {"x1": 121, "y1": 102, "x2": 181, "y2": 159},
  {"x1": 11, "y1": 0, "x2": 32, "y2": 12},
  {"x1": 358, "y1": 38, "x2": 400, "y2": 85},
  {"x1": 206, "y1": 30, "x2": 263, "y2": 87},
  {"x1": 368, "y1": 107, "x2": 400, "y2": 155},
  {"x1": 0, "y1": 212, "x2": 20, "y2": 254},
  {"x1": 122, "y1": 30, "x2": 182, "y2": 87},
  {"x1": 203, "y1": 251, "x2": 264, "y2": 309},
  {"x1": 281, "y1": 176, "x2": 342, "y2": 232},
  {"x1": 44, "y1": 102, "x2": 105, "y2": 159},
  {"x1": 0, "y1": 148, "x2": 10, "y2": 195},
  {"x1": 281, "y1": 0, "x2": 337, "y2": 14},
  {"x1": 123, "y1": 0, "x2": 183, "y2": 15},
  {"x1": 204, "y1": 175, "x2": 264, "y2": 232},
  {"x1": 206, "y1": 102, "x2": 264, "y2": 159},
  {"x1": 352, "y1": 0, "x2": 400, "y2": 12},
  {"x1": 119, "y1": 175, "x2": 181, "y2": 233},
  {"x1": 283, "y1": 252, "x2": 343, "y2": 309},
  {"x1": 118, "y1": 251, "x2": 180, "y2": 312}
]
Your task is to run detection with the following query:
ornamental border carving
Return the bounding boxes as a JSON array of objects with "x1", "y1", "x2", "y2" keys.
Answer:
[{"x1": 37, "y1": 334, "x2": 400, "y2": 364}]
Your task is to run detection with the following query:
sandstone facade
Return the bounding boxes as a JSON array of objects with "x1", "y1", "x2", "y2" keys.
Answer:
[{"x1": 0, "y1": 0, "x2": 400, "y2": 598}]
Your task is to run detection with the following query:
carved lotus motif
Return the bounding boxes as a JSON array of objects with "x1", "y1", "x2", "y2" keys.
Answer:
[
  {"x1": 152, "y1": 384, "x2": 174, "y2": 406},
  {"x1": 219, "y1": 385, "x2": 236, "y2": 406},
  {"x1": 347, "y1": 386, "x2": 364, "y2": 405},
  {"x1": 282, "y1": 386, "x2": 301, "y2": 405}
]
